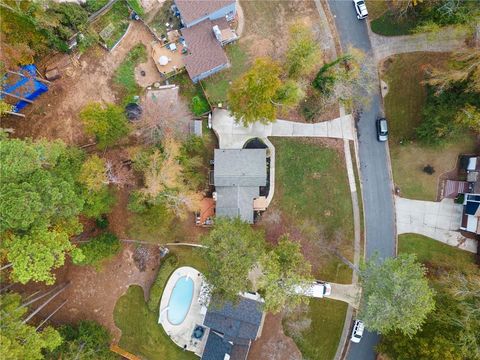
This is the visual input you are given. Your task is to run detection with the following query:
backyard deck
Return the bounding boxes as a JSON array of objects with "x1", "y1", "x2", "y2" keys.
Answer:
[{"x1": 151, "y1": 42, "x2": 185, "y2": 77}]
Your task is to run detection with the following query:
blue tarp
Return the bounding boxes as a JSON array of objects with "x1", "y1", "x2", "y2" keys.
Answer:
[{"x1": 1, "y1": 64, "x2": 48, "y2": 112}]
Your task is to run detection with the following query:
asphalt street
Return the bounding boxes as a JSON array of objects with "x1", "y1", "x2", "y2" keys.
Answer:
[{"x1": 327, "y1": 1, "x2": 396, "y2": 359}]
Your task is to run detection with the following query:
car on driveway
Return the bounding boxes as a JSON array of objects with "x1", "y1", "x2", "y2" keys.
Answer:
[
  {"x1": 294, "y1": 281, "x2": 332, "y2": 298},
  {"x1": 353, "y1": 0, "x2": 368, "y2": 19},
  {"x1": 376, "y1": 117, "x2": 388, "y2": 142},
  {"x1": 351, "y1": 319, "x2": 365, "y2": 343}
]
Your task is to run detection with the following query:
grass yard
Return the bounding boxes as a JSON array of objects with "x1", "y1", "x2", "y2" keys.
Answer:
[
  {"x1": 113, "y1": 43, "x2": 147, "y2": 104},
  {"x1": 398, "y1": 233, "x2": 477, "y2": 273},
  {"x1": 366, "y1": 0, "x2": 389, "y2": 20},
  {"x1": 201, "y1": 43, "x2": 249, "y2": 105},
  {"x1": 92, "y1": 0, "x2": 130, "y2": 50},
  {"x1": 270, "y1": 138, "x2": 354, "y2": 360},
  {"x1": 370, "y1": 12, "x2": 417, "y2": 36},
  {"x1": 383, "y1": 53, "x2": 479, "y2": 200},
  {"x1": 114, "y1": 247, "x2": 206, "y2": 360},
  {"x1": 173, "y1": 72, "x2": 211, "y2": 115}
]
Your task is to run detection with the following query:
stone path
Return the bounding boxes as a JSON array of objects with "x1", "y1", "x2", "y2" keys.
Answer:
[
  {"x1": 212, "y1": 108, "x2": 355, "y2": 149},
  {"x1": 395, "y1": 196, "x2": 477, "y2": 253},
  {"x1": 369, "y1": 26, "x2": 468, "y2": 60}
]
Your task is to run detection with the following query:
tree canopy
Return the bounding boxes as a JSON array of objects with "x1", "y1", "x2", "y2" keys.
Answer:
[
  {"x1": 359, "y1": 254, "x2": 435, "y2": 336},
  {"x1": 201, "y1": 218, "x2": 265, "y2": 301},
  {"x1": 80, "y1": 102, "x2": 130, "y2": 149},
  {"x1": 46, "y1": 320, "x2": 116, "y2": 360},
  {"x1": 228, "y1": 58, "x2": 302, "y2": 125},
  {"x1": 0, "y1": 292, "x2": 62, "y2": 360},
  {"x1": 258, "y1": 235, "x2": 313, "y2": 313},
  {"x1": 285, "y1": 23, "x2": 320, "y2": 79}
]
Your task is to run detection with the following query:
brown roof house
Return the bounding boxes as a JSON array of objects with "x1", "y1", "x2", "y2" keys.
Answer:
[
  {"x1": 173, "y1": 0, "x2": 238, "y2": 82},
  {"x1": 175, "y1": 0, "x2": 236, "y2": 28}
]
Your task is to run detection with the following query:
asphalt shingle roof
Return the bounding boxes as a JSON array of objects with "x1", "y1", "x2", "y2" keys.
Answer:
[
  {"x1": 201, "y1": 331, "x2": 232, "y2": 360},
  {"x1": 204, "y1": 297, "x2": 263, "y2": 341},
  {"x1": 214, "y1": 149, "x2": 267, "y2": 187},
  {"x1": 181, "y1": 19, "x2": 229, "y2": 79},
  {"x1": 176, "y1": 0, "x2": 235, "y2": 25}
]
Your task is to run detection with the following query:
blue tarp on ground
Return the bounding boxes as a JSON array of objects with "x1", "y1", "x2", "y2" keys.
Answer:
[{"x1": 1, "y1": 64, "x2": 48, "y2": 112}]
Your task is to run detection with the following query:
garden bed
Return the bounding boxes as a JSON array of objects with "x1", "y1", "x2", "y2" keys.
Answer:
[{"x1": 92, "y1": 0, "x2": 131, "y2": 50}]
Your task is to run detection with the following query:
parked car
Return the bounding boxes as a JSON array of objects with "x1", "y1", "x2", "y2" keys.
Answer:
[
  {"x1": 376, "y1": 117, "x2": 388, "y2": 142},
  {"x1": 294, "y1": 281, "x2": 332, "y2": 298},
  {"x1": 351, "y1": 320, "x2": 365, "y2": 343},
  {"x1": 353, "y1": 0, "x2": 368, "y2": 19}
]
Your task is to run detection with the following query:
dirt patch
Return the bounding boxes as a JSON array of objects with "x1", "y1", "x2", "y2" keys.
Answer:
[
  {"x1": 1, "y1": 22, "x2": 160, "y2": 145},
  {"x1": 249, "y1": 313, "x2": 302, "y2": 360},
  {"x1": 12, "y1": 243, "x2": 161, "y2": 342}
]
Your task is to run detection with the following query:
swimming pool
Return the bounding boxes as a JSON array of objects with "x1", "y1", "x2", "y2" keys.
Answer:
[{"x1": 167, "y1": 276, "x2": 194, "y2": 325}]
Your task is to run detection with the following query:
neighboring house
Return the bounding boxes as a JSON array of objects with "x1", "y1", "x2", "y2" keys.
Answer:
[
  {"x1": 201, "y1": 294, "x2": 265, "y2": 360},
  {"x1": 213, "y1": 149, "x2": 267, "y2": 223},
  {"x1": 443, "y1": 155, "x2": 480, "y2": 199},
  {"x1": 182, "y1": 19, "x2": 230, "y2": 83},
  {"x1": 175, "y1": 0, "x2": 236, "y2": 28},
  {"x1": 460, "y1": 193, "x2": 480, "y2": 235}
]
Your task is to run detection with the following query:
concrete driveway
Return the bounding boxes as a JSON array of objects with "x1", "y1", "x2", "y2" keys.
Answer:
[
  {"x1": 211, "y1": 108, "x2": 354, "y2": 149},
  {"x1": 326, "y1": 283, "x2": 361, "y2": 309},
  {"x1": 396, "y1": 197, "x2": 477, "y2": 253}
]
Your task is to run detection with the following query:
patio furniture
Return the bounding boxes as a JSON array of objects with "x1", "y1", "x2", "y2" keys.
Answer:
[{"x1": 169, "y1": 43, "x2": 177, "y2": 51}]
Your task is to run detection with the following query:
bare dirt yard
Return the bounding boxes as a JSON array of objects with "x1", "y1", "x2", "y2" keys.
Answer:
[
  {"x1": 1, "y1": 21, "x2": 161, "y2": 145},
  {"x1": 13, "y1": 243, "x2": 161, "y2": 342}
]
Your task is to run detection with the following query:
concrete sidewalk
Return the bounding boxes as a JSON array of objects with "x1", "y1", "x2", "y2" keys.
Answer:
[
  {"x1": 212, "y1": 108, "x2": 354, "y2": 149},
  {"x1": 326, "y1": 283, "x2": 361, "y2": 309},
  {"x1": 396, "y1": 196, "x2": 477, "y2": 253}
]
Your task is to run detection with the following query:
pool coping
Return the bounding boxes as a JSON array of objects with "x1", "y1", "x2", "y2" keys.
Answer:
[{"x1": 159, "y1": 266, "x2": 208, "y2": 356}]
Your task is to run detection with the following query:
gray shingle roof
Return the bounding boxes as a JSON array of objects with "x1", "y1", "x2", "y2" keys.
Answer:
[
  {"x1": 214, "y1": 149, "x2": 267, "y2": 187},
  {"x1": 204, "y1": 297, "x2": 263, "y2": 341},
  {"x1": 201, "y1": 331, "x2": 232, "y2": 360},
  {"x1": 215, "y1": 186, "x2": 259, "y2": 223}
]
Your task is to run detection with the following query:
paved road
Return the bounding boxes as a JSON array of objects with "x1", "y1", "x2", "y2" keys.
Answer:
[{"x1": 327, "y1": 1, "x2": 396, "y2": 359}]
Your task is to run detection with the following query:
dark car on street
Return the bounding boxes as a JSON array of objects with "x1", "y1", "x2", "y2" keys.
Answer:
[{"x1": 376, "y1": 118, "x2": 388, "y2": 142}]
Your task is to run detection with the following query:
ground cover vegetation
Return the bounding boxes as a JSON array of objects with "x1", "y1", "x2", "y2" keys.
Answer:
[
  {"x1": 76, "y1": 232, "x2": 122, "y2": 269},
  {"x1": 91, "y1": 0, "x2": 130, "y2": 50},
  {"x1": 0, "y1": 135, "x2": 116, "y2": 284},
  {"x1": 378, "y1": 234, "x2": 480, "y2": 360},
  {"x1": 370, "y1": 0, "x2": 480, "y2": 36},
  {"x1": 113, "y1": 44, "x2": 147, "y2": 104}
]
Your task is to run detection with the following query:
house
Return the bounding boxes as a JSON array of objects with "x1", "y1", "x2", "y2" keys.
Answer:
[
  {"x1": 213, "y1": 149, "x2": 267, "y2": 223},
  {"x1": 460, "y1": 193, "x2": 480, "y2": 235},
  {"x1": 201, "y1": 294, "x2": 265, "y2": 360},
  {"x1": 181, "y1": 19, "x2": 230, "y2": 83},
  {"x1": 175, "y1": 0, "x2": 236, "y2": 28}
]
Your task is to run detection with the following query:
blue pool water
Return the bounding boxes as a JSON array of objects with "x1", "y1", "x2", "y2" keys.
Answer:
[{"x1": 168, "y1": 276, "x2": 194, "y2": 325}]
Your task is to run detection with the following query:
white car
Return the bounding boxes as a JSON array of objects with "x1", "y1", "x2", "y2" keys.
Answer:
[
  {"x1": 351, "y1": 320, "x2": 365, "y2": 343},
  {"x1": 353, "y1": 0, "x2": 368, "y2": 19},
  {"x1": 294, "y1": 281, "x2": 332, "y2": 298}
]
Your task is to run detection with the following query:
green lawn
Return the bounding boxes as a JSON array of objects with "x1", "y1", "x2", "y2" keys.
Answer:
[
  {"x1": 271, "y1": 138, "x2": 354, "y2": 360},
  {"x1": 201, "y1": 43, "x2": 249, "y2": 105},
  {"x1": 384, "y1": 53, "x2": 478, "y2": 200},
  {"x1": 398, "y1": 233, "x2": 477, "y2": 272},
  {"x1": 92, "y1": 0, "x2": 130, "y2": 49},
  {"x1": 370, "y1": 12, "x2": 418, "y2": 36},
  {"x1": 114, "y1": 247, "x2": 206, "y2": 360},
  {"x1": 113, "y1": 43, "x2": 147, "y2": 104},
  {"x1": 172, "y1": 72, "x2": 211, "y2": 115}
]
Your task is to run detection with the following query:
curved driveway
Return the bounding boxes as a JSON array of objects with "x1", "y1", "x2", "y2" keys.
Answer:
[{"x1": 327, "y1": 1, "x2": 396, "y2": 359}]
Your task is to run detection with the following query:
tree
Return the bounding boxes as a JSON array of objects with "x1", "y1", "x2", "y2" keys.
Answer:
[
  {"x1": 258, "y1": 235, "x2": 313, "y2": 313},
  {"x1": 201, "y1": 218, "x2": 266, "y2": 301},
  {"x1": 285, "y1": 23, "x2": 320, "y2": 78},
  {"x1": 359, "y1": 254, "x2": 435, "y2": 336},
  {"x1": 80, "y1": 102, "x2": 130, "y2": 149},
  {"x1": 312, "y1": 47, "x2": 376, "y2": 109},
  {"x1": 46, "y1": 320, "x2": 116, "y2": 360},
  {"x1": 378, "y1": 271, "x2": 480, "y2": 360},
  {"x1": 130, "y1": 138, "x2": 201, "y2": 219},
  {"x1": 0, "y1": 292, "x2": 62, "y2": 360},
  {"x1": 228, "y1": 58, "x2": 302, "y2": 125},
  {"x1": 427, "y1": 49, "x2": 480, "y2": 94},
  {"x1": 76, "y1": 233, "x2": 121, "y2": 269},
  {"x1": 455, "y1": 103, "x2": 480, "y2": 133},
  {"x1": 4, "y1": 229, "x2": 84, "y2": 284}
]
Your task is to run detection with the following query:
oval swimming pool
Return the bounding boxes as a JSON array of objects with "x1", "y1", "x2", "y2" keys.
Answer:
[{"x1": 167, "y1": 276, "x2": 194, "y2": 325}]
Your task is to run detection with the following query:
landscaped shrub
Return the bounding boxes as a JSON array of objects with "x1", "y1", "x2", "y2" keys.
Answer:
[
  {"x1": 82, "y1": 187, "x2": 116, "y2": 218},
  {"x1": 191, "y1": 95, "x2": 210, "y2": 116},
  {"x1": 77, "y1": 233, "x2": 121, "y2": 268},
  {"x1": 80, "y1": 102, "x2": 130, "y2": 149},
  {"x1": 147, "y1": 255, "x2": 178, "y2": 312}
]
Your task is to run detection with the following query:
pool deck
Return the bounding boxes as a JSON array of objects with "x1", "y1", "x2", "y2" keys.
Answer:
[{"x1": 159, "y1": 266, "x2": 208, "y2": 356}]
